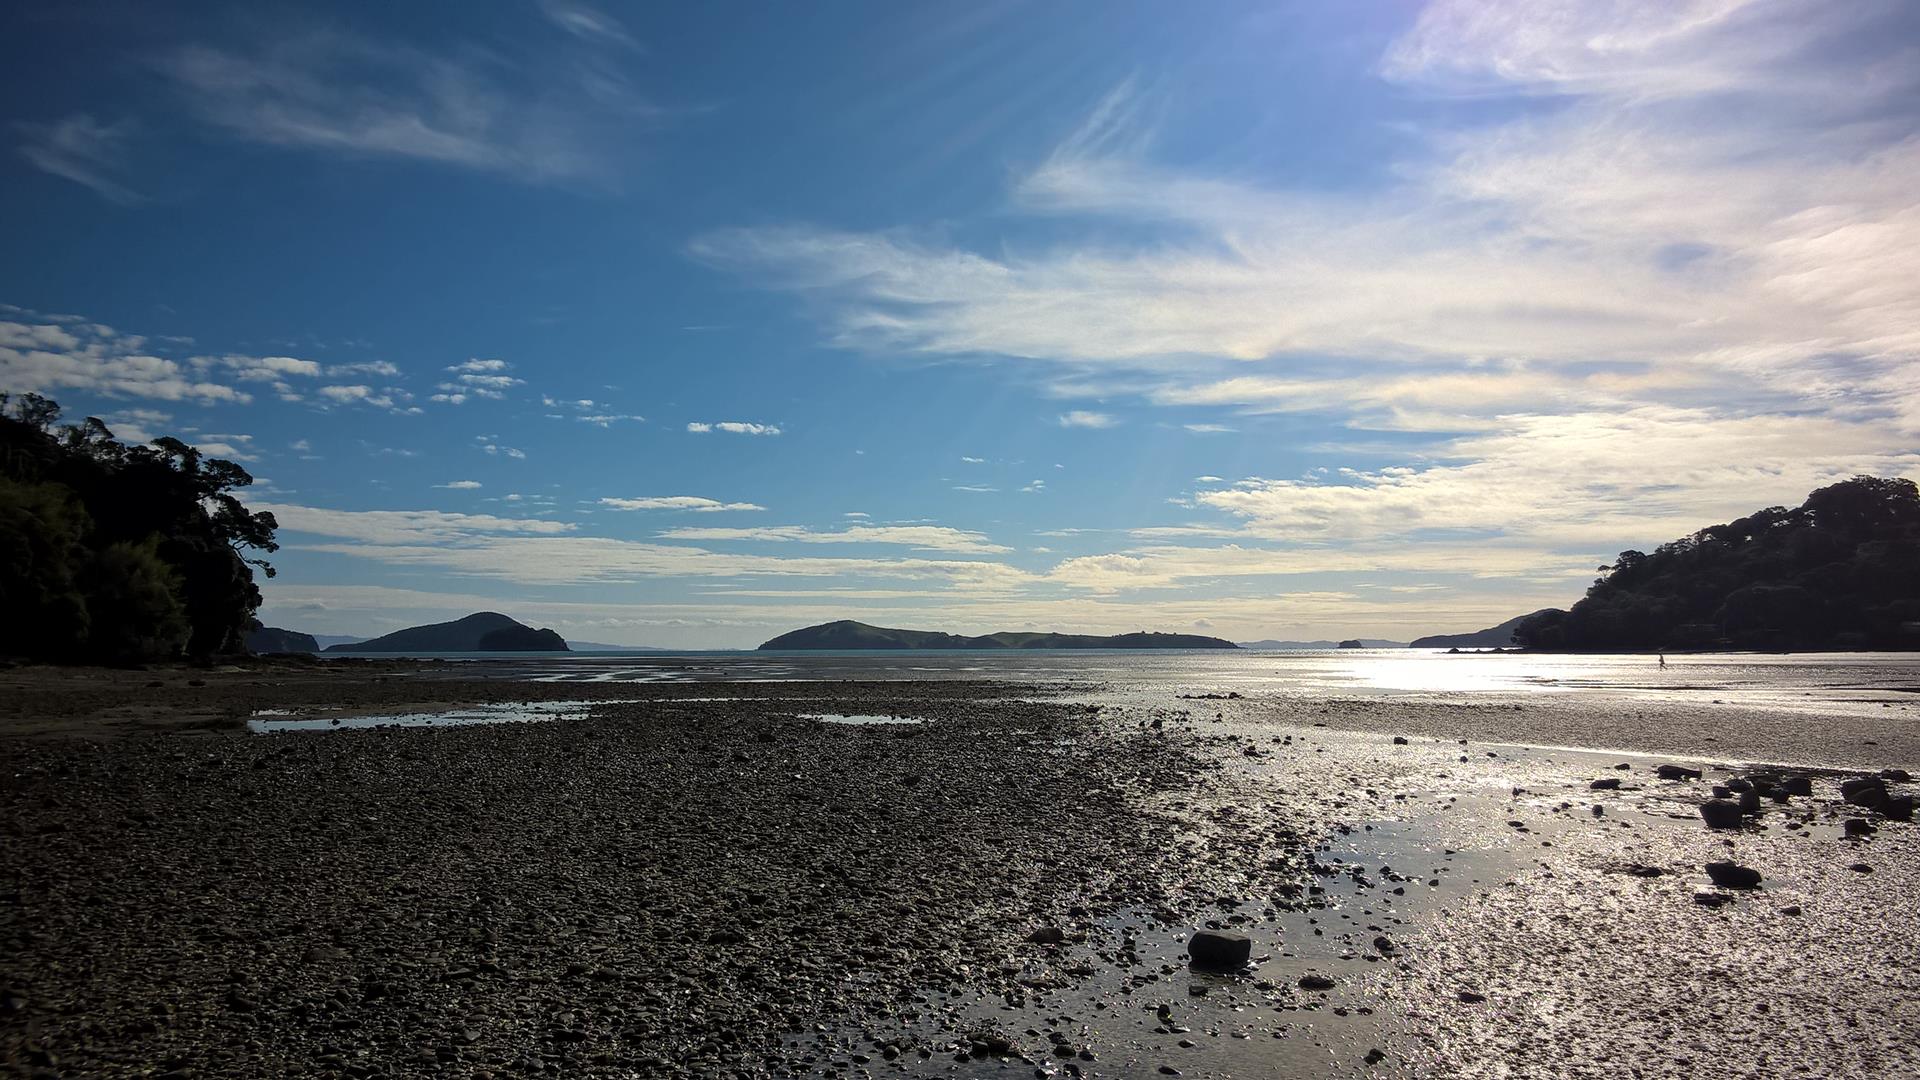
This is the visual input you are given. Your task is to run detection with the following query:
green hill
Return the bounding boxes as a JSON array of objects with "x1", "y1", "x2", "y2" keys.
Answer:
[
  {"x1": 325, "y1": 612, "x2": 569, "y2": 653},
  {"x1": 1516, "y1": 476, "x2": 1920, "y2": 651}
]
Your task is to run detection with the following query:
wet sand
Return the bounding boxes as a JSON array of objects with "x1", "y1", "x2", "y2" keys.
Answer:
[{"x1": 2, "y1": 662, "x2": 1916, "y2": 1078}]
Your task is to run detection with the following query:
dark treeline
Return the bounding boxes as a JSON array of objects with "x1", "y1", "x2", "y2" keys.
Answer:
[
  {"x1": 0, "y1": 393, "x2": 279, "y2": 662},
  {"x1": 1516, "y1": 476, "x2": 1920, "y2": 651}
]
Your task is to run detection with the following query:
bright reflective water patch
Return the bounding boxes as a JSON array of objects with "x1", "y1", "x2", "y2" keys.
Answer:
[
  {"x1": 248, "y1": 700, "x2": 591, "y2": 734},
  {"x1": 800, "y1": 713, "x2": 927, "y2": 725}
]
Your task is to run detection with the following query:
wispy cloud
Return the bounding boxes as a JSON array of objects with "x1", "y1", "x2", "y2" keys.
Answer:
[
  {"x1": 1058, "y1": 410, "x2": 1117, "y2": 429},
  {"x1": 16, "y1": 114, "x2": 144, "y2": 205},
  {"x1": 599, "y1": 496, "x2": 766, "y2": 512},
  {"x1": 655, "y1": 524, "x2": 1011, "y2": 555},
  {"x1": 155, "y1": 22, "x2": 663, "y2": 185},
  {"x1": 436, "y1": 480, "x2": 483, "y2": 490}
]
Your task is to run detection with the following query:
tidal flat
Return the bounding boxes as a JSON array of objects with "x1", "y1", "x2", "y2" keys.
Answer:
[{"x1": 2, "y1": 661, "x2": 1916, "y2": 1079}]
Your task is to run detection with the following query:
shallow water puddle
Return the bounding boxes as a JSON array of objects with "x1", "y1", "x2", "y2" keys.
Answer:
[
  {"x1": 247, "y1": 700, "x2": 594, "y2": 733},
  {"x1": 801, "y1": 713, "x2": 928, "y2": 725}
]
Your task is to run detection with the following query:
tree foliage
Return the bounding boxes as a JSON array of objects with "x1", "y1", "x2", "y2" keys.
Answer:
[
  {"x1": 0, "y1": 393, "x2": 279, "y2": 661},
  {"x1": 1515, "y1": 476, "x2": 1920, "y2": 651}
]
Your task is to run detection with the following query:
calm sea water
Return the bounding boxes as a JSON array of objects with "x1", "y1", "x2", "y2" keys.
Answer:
[{"x1": 357, "y1": 648, "x2": 1920, "y2": 721}]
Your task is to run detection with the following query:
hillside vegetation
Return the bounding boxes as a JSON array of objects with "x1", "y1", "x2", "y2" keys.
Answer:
[
  {"x1": 0, "y1": 393, "x2": 279, "y2": 661},
  {"x1": 1516, "y1": 476, "x2": 1920, "y2": 651}
]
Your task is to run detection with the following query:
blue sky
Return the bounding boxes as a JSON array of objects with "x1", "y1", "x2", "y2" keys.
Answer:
[{"x1": 4, "y1": 0, "x2": 1917, "y2": 647}]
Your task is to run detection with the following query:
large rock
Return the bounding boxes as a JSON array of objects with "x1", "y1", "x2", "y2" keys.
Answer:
[
  {"x1": 1657, "y1": 764, "x2": 1703, "y2": 781},
  {"x1": 1781, "y1": 775, "x2": 1814, "y2": 797},
  {"x1": 1699, "y1": 799, "x2": 1743, "y2": 829},
  {"x1": 1841, "y1": 777, "x2": 1888, "y2": 809},
  {"x1": 1704, "y1": 862, "x2": 1761, "y2": 888},
  {"x1": 1882, "y1": 795, "x2": 1915, "y2": 821},
  {"x1": 1187, "y1": 930, "x2": 1251, "y2": 971}
]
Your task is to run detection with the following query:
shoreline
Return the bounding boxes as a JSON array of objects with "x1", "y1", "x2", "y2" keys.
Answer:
[{"x1": 3, "y1": 666, "x2": 1916, "y2": 1078}]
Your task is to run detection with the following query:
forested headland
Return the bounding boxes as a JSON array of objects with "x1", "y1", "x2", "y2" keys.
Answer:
[
  {"x1": 0, "y1": 393, "x2": 279, "y2": 662},
  {"x1": 1516, "y1": 476, "x2": 1920, "y2": 651}
]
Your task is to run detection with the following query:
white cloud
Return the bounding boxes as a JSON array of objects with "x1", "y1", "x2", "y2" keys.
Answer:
[
  {"x1": 329, "y1": 360, "x2": 401, "y2": 377},
  {"x1": 16, "y1": 114, "x2": 144, "y2": 205},
  {"x1": 693, "y1": 3, "x2": 1920, "y2": 569},
  {"x1": 449, "y1": 359, "x2": 510, "y2": 373},
  {"x1": 1058, "y1": 410, "x2": 1117, "y2": 429},
  {"x1": 599, "y1": 496, "x2": 766, "y2": 512},
  {"x1": 436, "y1": 480, "x2": 483, "y2": 490},
  {"x1": 655, "y1": 524, "x2": 1011, "y2": 555},
  {"x1": 687, "y1": 421, "x2": 781, "y2": 435},
  {"x1": 0, "y1": 313, "x2": 250, "y2": 404},
  {"x1": 1183, "y1": 423, "x2": 1234, "y2": 434}
]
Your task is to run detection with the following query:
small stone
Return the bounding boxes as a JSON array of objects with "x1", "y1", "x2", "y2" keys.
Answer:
[
  {"x1": 1028, "y1": 926, "x2": 1067, "y2": 945},
  {"x1": 1881, "y1": 768, "x2": 1912, "y2": 783},
  {"x1": 1781, "y1": 775, "x2": 1814, "y2": 796},
  {"x1": 1589, "y1": 778, "x2": 1621, "y2": 790},
  {"x1": 1843, "y1": 818, "x2": 1875, "y2": 838},
  {"x1": 1848, "y1": 863, "x2": 1874, "y2": 874},
  {"x1": 1298, "y1": 974, "x2": 1336, "y2": 991},
  {"x1": 1692, "y1": 891, "x2": 1733, "y2": 908},
  {"x1": 1780, "y1": 905, "x2": 1803, "y2": 916},
  {"x1": 1457, "y1": 990, "x2": 1487, "y2": 1004},
  {"x1": 1657, "y1": 764, "x2": 1703, "y2": 781},
  {"x1": 1392, "y1": 736, "x2": 1409, "y2": 745}
]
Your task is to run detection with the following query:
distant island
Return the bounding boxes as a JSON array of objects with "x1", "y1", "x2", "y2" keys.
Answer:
[
  {"x1": 325, "y1": 612, "x2": 569, "y2": 653},
  {"x1": 759, "y1": 620, "x2": 1238, "y2": 651},
  {"x1": 1516, "y1": 475, "x2": 1920, "y2": 651},
  {"x1": 1238, "y1": 637, "x2": 1407, "y2": 650},
  {"x1": 1409, "y1": 611, "x2": 1551, "y2": 650}
]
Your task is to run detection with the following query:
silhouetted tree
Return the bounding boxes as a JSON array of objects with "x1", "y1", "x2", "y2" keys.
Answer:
[
  {"x1": 1516, "y1": 476, "x2": 1920, "y2": 651},
  {"x1": 0, "y1": 393, "x2": 279, "y2": 661}
]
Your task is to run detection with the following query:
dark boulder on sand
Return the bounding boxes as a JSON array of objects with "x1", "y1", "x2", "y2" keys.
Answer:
[
  {"x1": 1782, "y1": 775, "x2": 1814, "y2": 797},
  {"x1": 1188, "y1": 930, "x2": 1251, "y2": 971},
  {"x1": 1657, "y1": 764, "x2": 1703, "y2": 781},
  {"x1": 1841, "y1": 777, "x2": 1888, "y2": 809},
  {"x1": 1699, "y1": 799, "x2": 1744, "y2": 829},
  {"x1": 1844, "y1": 818, "x2": 1876, "y2": 838},
  {"x1": 1705, "y1": 862, "x2": 1761, "y2": 889}
]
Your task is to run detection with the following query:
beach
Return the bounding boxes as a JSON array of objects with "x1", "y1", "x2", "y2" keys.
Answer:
[{"x1": 2, "y1": 656, "x2": 1917, "y2": 1078}]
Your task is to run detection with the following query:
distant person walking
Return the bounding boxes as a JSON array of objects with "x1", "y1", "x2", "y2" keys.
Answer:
[{"x1": 1658, "y1": 652, "x2": 1667, "y2": 669}]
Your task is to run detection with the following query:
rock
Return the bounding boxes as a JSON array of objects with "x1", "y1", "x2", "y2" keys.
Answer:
[
  {"x1": 1589, "y1": 778, "x2": 1621, "y2": 790},
  {"x1": 1365, "y1": 1047, "x2": 1387, "y2": 1066},
  {"x1": 1881, "y1": 768, "x2": 1912, "y2": 783},
  {"x1": 1392, "y1": 736, "x2": 1409, "y2": 745},
  {"x1": 1704, "y1": 861, "x2": 1761, "y2": 889},
  {"x1": 1457, "y1": 990, "x2": 1487, "y2": 1004},
  {"x1": 1372, "y1": 935, "x2": 1397, "y2": 956},
  {"x1": 1781, "y1": 775, "x2": 1814, "y2": 796},
  {"x1": 1780, "y1": 904, "x2": 1802, "y2": 916},
  {"x1": 1298, "y1": 974, "x2": 1336, "y2": 991},
  {"x1": 1737, "y1": 789, "x2": 1762, "y2": 815},
  {"x1": 1698, "y1": 799, "x2": 1743, "y2": 829},
  {"x1": 1849, "y1": 863, "x2": 1874, "y2": 873},
  {"x1": 1841, "y1": 777, "x2": 1888, "y2": 808},
  {"x1": 1725, "y1": 778, "x2": 1752, "y2": 792},
  {"x1": 1844, "y1": 818, "x2": 1875, "y2": 838},
  {"x1": 1692, "y1": 891, "x2": 1733, "y2": 908},
  {"x1": 1656, "y1": 764, "x2": 1702, "y2": 781},
  {"x1": 1882, "y1": 795, "x2": 1914, "y2": 821},
  {"x1": 1028, "y1": 926, "x2": 1066, "y2": 945},
  {"x1": 1187, "y1": 929, "x2": 1251, "y2": 971}
]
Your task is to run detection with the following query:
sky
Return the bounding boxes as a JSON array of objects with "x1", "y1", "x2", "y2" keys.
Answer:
[{"x1": 3, "y1": 0, "x2": 1918, "y2": 648}]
